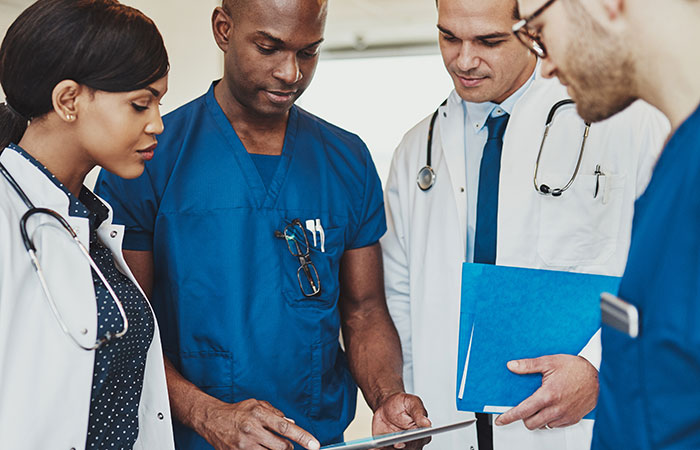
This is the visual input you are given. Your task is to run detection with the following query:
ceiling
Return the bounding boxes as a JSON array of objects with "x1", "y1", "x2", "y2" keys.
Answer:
[{"x1": 0, "y1": 0, "x2": 440, "y2": 58}]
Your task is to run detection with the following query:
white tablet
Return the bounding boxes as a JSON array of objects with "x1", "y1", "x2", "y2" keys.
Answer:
[{"x1": 320, "y1": 418, "x2": 476, "y2": 450}]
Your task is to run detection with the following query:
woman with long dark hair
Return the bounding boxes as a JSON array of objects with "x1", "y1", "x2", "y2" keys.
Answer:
[{"x1": 0, "y1": 1, "x2": 174, "y2": 448}]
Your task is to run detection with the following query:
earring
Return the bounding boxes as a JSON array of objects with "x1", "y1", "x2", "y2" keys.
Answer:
[{"x1": 67, "y1": 114, "x2": 75, "y2": 121}]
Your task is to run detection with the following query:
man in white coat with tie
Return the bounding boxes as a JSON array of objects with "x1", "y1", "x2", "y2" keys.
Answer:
[{"x1": 381, "y1": 0, "x2": 669, "y2": 449}]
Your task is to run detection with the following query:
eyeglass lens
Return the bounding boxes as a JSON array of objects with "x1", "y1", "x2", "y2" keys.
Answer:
[{"x1": 282, "y1": 219, "x2": 322, "y2": 297}]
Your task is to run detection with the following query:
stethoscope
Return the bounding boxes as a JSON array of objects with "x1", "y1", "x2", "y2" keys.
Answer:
[
  {"x1": 417, "y1": 98, "x2": 591, "y2": 196},
  {"x1": 533, "y1": 99, "x2": 591, "y2": 196},
  {"x1": 0, "y1": 160, "x2": 128, "y2": 350},
  {"x1": 416, "y1": 99, "x2": 446, "y2": 191}
]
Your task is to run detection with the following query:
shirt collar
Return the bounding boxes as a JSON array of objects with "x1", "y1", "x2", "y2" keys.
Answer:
[
  {"x1": 462, "y1": 63, "x2": 538, "y2": 134},
  {"x1": 7, "y1": 143, "x2": 109, "y2": 227}
]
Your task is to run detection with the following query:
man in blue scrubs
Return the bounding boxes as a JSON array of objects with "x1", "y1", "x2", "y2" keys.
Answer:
[
  {"x1": 95, "y1": 0, "x2": 430, "y2": 448},
  {"x1": 514, "y1": 0, "x2": 700, "y2": 448}
]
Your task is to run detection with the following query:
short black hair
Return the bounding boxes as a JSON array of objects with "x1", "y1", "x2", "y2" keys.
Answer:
[
  {"x1": 435, "y1": 0, "x2": 521, "y2": 20},
  {"x1": 0, "y1": 0, "x2": 169, "y2": 148}
]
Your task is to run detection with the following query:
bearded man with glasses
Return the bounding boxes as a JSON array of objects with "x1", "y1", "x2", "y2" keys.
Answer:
[
  {"x1": 382, "y1": 0, "x2": 668, "y2": 449},
  {"x1": 514, "y1": 0, "x2": 700, "y2": 448}
]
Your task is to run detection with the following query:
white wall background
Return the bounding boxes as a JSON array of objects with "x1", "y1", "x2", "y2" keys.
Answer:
[{"x1": 1, "y1": 0, "x2": 453, "y2": 440}]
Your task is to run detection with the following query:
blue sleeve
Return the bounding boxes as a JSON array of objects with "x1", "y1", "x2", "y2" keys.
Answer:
[
  {"x1": 95, "y1": 168, "x2": 158, "y2": 251},
  {"x1": 348, "y1": 143, "x2": 387, "y2": 249}
]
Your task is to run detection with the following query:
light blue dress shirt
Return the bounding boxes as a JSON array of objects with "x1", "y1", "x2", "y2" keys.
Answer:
[{"x1": 463, "y1": 69, "x2": 536, "y2": 262}]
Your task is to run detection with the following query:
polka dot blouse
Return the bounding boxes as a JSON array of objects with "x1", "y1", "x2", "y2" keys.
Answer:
[{"x1": 11, "y1": 144, "x2": 155, "y2": 449}]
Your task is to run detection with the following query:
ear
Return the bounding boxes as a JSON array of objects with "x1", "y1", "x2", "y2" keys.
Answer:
[
  {"x1": 51, "y1": 80, "x2": 82, "y2": 123},
  {"x1": 601, "y1": 0, "x2": 624, "y2": 20},
  {"x1": 212, "y1": 6, "x2": 233, "y2": 52}
]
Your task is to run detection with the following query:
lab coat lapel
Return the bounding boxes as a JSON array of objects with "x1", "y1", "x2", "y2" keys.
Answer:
[
  {"x1": 0, "y1": 149, "x2": 97, "y2": 348},
  {"x1": 437, "y1": 91, "x2": 469, "y2": 252}
]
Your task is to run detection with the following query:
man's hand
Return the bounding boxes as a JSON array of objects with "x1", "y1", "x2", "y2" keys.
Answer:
[
  {"x1": 198, "y1": 398, "x2": 320, "y2": 450},
  {"x1": 372, "y1": 392, "x2": 431, "y2": 449},
  {"x1": 494, "y1": 354, "x2": 598, "y2": 430}
]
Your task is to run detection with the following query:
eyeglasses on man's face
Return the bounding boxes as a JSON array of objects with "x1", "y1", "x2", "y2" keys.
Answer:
[
  {"x1": 512, "y1": 0, "x2": 559, "y2": 58},
  {"x1": 275, "y1": 219, "x2": 322, "y2": 297}
]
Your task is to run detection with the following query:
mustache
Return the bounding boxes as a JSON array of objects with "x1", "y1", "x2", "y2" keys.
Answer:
[{"x1": 454, "y1": 69, "x2": 490, "y2": 79}]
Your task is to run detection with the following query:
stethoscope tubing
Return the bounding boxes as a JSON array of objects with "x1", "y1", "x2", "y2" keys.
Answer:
[
  {"x1": 419, "y1": 98, "x2": 590, "y2": 197},
  {"x1": 0, "y1": 159, "x2": 128, "y2": 350},
  {"x1": 533, "y1": 99, "x2": 591, "y2": 196},
  {"x1": 417, "y1": 99, "x2": 448, "y2": 191}
]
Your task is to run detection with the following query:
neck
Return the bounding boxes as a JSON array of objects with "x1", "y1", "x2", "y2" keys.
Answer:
[
  {"x1": 17, "y1": 117, "x2": 93, "y2": 198},
  {"x1": 630, "y1": 4, "x2": 700, "y2": 130},
  {"x1": 214, "y1": 81, "x2": 290, "y2": 155}
]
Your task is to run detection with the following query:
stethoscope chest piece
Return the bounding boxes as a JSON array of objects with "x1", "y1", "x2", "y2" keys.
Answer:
[{"x1": 417, "y1": 165, "x2": 436, "y2": 191}]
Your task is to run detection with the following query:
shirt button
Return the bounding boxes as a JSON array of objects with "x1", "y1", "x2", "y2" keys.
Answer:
[
  {"x1": 110, "y1": 230, "x2": 118, "y2": 238},
  {"x1": 157, "y1": 412, "x2": 164, "y2": 420}
]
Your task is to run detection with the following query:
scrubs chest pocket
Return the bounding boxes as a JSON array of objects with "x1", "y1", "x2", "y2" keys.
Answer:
[
  {"x1": 537, "y1": 173, "x2": 626, "y2": 267},
  {"x1": 280, "y1": 224, "x2": 345, "y2": 308}
]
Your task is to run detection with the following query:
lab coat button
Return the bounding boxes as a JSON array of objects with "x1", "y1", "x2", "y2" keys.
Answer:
[
  {"x1": 110, "y1": 230, "x2": 117, "y2": 238},
  {"x1": 81, "y1": 328, "x2": 88, "y2": 335},
  {"x1": 157, "y1": 412, "x2": 164, "y2": 420}
]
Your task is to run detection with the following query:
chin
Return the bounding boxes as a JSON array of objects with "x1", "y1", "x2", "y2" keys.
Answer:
[
  {"x1": 107, "y1": 163, "x2": 146, "y2": 180},
  {"x1": 455, "y1": 88, "x2": 492, "y2": 104}
]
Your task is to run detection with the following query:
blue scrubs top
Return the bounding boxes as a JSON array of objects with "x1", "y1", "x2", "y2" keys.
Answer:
[
  {"x1": 95, "y1": 83, "x2": 386, "y2": 449},
  {"x1": 592, "y1": 104, "x2": 700, "y2": 449}
]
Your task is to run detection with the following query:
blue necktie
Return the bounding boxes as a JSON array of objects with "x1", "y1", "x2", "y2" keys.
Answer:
[{"x1": 473, "y1": 112, "x2": 510, "y2": 265}]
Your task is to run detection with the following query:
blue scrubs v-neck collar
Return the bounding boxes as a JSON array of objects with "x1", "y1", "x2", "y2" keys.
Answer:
[{"x1": 204, "y1": 82, "x2": 298, "y2": 209}]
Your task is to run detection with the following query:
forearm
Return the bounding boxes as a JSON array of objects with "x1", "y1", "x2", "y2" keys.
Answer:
[
  {"x1": 163, "y1": 355, "x2": 223, "y2": 433},
  {"x1": 342, "y1": 303, "x2": 405, "y2": 411}
]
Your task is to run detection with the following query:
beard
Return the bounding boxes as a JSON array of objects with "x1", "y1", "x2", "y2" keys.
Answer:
[{"x1": 561, "y1": 0, "x2": 638, "y2": 123}]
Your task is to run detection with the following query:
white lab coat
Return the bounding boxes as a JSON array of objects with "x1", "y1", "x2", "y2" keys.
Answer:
[
  {"x1": 0, "y1": 148, "x2": 175, "y2": 449},
  {"x1": 382, "y1": 73, "x2": 669, "y2": 450}
]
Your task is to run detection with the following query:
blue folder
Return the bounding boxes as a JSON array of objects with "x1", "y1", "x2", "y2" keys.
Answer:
[{"x1": 455, "y1": 263, "x2": 620, "y2": 418}]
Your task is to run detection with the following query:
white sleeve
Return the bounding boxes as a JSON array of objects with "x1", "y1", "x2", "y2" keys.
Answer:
[
  {"x1": 633, "y1": 102, "x2": 671, "y2": 198},
  {"x1": 578, "y1": 329, "x2": 601, "y2": 371},
  {"x1": 381, "y1": 146, "x2": 414, "y2": 393}
]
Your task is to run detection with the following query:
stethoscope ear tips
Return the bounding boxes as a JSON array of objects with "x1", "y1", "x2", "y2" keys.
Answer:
[{"x1": 539, "y1": 184, "x2": 563, "y2": 197}]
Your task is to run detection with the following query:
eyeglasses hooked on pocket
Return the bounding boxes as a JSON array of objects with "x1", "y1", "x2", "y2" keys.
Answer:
[{"x1": 275, "y1": 218, "x2": 323, "y2": 297}]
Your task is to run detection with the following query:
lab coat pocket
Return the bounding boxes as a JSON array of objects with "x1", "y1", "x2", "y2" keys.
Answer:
[
  {"x1": 537, "y1": 173, "x2": 626, "y2": 267},
  {"x1": 180, "y1": 351, "x2": 234, "y2": 402},
  {"x1": 281, "y1": 225, "x2": 345, "y2": 309}
]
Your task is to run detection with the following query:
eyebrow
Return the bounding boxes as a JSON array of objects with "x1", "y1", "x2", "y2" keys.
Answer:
[
  {"x1": 437, "y1": 24, "x2": 454, "y2": 36},
  {"x1": 145, "y1": 87, "x2": 160, "y2": 97},
  {"x1": 475, "y1": 32, "x2": 511, "y2": 40},
  {"x1": 436, "y1": 24, "x2": 511, "y2": 40},
  {"x1": 255, "y1": 30, "x2": 324, "y2": 49}
]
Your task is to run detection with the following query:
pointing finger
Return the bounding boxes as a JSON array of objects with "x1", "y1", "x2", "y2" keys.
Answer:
[{"x1": 495, "y1": 387, "x2": 550, "y2": 426}]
